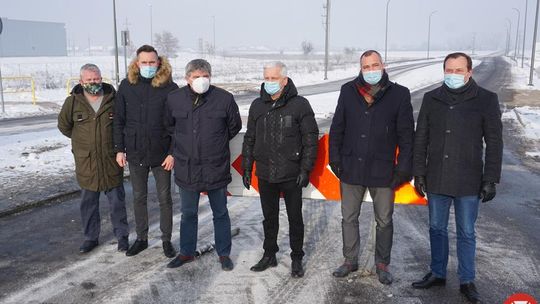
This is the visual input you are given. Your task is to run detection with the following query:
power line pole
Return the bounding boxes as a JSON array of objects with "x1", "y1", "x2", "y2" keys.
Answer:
[
  {"x1": 323, "y1": 0, "x2": 330, "y2": 80},
  {"x1": 529, "y1": 0, "x2": 540, "y2": 85},
  {"x1": 513, "y1": 7, "x2": 521, "y2": 60}
]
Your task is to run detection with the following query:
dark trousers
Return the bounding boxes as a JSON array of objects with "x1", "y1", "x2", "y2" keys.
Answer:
[
  {"x1": 128, "y1": 163, "x2": 173, "y2": 241},
  {"x1": 258, "y1": 179, "x2": 304, "y2": 260},
  {"x1": 80, "y1": 185, "x2": 128, "y2": 241}
]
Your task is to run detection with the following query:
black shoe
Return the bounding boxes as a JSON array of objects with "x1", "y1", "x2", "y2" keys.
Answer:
[
  {"x1": 376, "y1": 263, "x2": 393, "y2": 285},
  {"x1": 412, "y1": 272, "x2": 446, "y2": 289},
  {"x1": 163, "y1": 241, "x2": 176, "y2": 258},
  {"x1": 117, "y1": 236, "x2": 129, "y2": 252},
  {"x1": 79, "y1": 240, "x2": 98, "y2": 253},
  {"x1": 167, "y1": 255, "x2": 195, "y2": 268},
  {"x1": 291, "y1": 259, "x2": 304, "y2": 278},
  {"x1": 126, "y1": 239, "x2": 148, "y2": 256},
  {"x1": 250, "y1": 255, "x2": 277, "y2": 272},
  {"x1": 332, "y1": 262, "x2": 359, "y2": 278},
  {"x1": 460, "y1": 282, "x2": 481, "y2": 303},
  {"x1": 219, "y1": 256, "x2": 234, "y2": 271}
]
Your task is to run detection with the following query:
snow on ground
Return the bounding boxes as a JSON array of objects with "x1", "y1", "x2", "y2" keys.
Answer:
[
  {"x1": 0, "y1": 128, "x2": 73, "y2": 189},
  {"x1": 502, "y1": 106, "x2": 540, "y2": 158}
]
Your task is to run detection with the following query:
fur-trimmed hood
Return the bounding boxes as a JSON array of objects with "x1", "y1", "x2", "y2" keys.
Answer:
[{"x1": 127, "y1": 56, "x2": 173, "y2": 88}]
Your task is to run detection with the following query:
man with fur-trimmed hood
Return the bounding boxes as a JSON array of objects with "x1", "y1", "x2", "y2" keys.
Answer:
[{"x1": 113, "y1": 45, "x2": 179, "y2": 258}]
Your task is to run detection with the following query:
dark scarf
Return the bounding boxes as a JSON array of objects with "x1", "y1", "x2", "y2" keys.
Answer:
[
  {"x1": 356, "y1": 71, "x2": 390, "y2": 105},
  {"x1": 442, "y1": 78, "x2": 476, "y2": 104}
]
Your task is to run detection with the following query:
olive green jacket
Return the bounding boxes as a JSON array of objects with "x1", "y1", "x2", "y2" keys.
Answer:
[{"x1": 58, "y1": 83, "x2": 123, "y2": 191}]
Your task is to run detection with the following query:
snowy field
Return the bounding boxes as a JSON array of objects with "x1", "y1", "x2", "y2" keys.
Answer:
[{"x1": 0, "y1": 50, "x2": 488, "y2": 120}]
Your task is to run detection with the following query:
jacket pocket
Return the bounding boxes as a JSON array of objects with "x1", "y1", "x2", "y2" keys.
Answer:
[
  {"x1": 203, "y1": 154, "x2": 229, "y2": 184},
  {"x1": 73, "y1": 149, "x2": 93, "y2": 178},
  {"x1": 125, "y1": 129, "x2": 137, "y2": 152},
  {"x1": 173, "y1": 155, "x2": 190, "y2": 183},
  {"x1": 206, "y1": 110, "x2": 227, "y2": 135},
  {"x1": 173, "y1": 110, "x2": 189, "y2": 134},
  {"x1": 370, "y1": 156, "x2": 394, "y2": 178}
]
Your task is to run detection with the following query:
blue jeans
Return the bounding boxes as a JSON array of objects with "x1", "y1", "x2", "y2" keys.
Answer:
[
  {"x1": 179, "y1": 187, "x2": 231, "y2": 257},
  {"x1": 428, "y1": 193, "x2": 480, "y2": 284}
]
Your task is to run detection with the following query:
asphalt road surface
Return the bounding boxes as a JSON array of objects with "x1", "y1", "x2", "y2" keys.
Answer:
[{"x1": 0, "y1": 56, "x2": 538, "y2": 304}]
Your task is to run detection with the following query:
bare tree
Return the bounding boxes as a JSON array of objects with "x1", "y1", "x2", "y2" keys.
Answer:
[
  {"x1": 154, "y1": 31, "x2": 180, "y2": 58},
  {"x1": 301, "y1": 41, "x2": 314, "y2": 56}
]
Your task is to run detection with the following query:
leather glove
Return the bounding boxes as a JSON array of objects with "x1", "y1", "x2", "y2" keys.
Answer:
[
  {"x1": 329, "y1": 161, "x2": 342, "y2": 179},
  {"x1": 296, "y1": 171, "x2": 310, "y2": 188},
  {"x1": 414, "y1": 176, "x2": 426, "y2": 197},
  {"x1": 389, "y1": 171, "x2": 412, "y2": 190},
  {"x1": 242, "y1": 170, "x2": 252, "y2": 190},
  {"x1": 479, "y1": 182, "x2": 496, "y2": 203}
]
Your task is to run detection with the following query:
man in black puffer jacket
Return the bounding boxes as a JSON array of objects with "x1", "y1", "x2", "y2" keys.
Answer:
[
  {"x1": 113, "y1": 45, "x2": 179, "y2": 258},
  {"x1": 242, "y1": 61, "x2": 319, "y2": 278}
]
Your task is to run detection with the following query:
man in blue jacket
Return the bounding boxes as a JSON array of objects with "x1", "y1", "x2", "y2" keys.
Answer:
[
  {"x1": 165, "y1": 59, "x2": 242, "y2": 271},
  {"x1": 329, "y1": 50, "x2": 414, "y2": 284}
]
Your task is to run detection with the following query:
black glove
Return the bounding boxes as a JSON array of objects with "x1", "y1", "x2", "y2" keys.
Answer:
[
  {"x1": 296, "y1": 171, "x2": 310, "y2": 188},
  {"x1": 389, "y1": 171, "x2": 412, "y2": 190},
  {"x1": 479, "y1": 182, "x2": 496, "y2": 203},
  {"x1": 329, "y1": 161, "x2": 342, "y2": 179},
  {"x1": 414, "y1": 176, "x2": 426, "y2": 197},
  {"x1": 242, "y1": 170, "x2": 252, "y2": 190}
]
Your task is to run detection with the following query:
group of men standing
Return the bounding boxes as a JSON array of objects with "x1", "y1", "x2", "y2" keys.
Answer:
[{"x1": 58, "y1": 44, "x2": 502, "y2": 303}]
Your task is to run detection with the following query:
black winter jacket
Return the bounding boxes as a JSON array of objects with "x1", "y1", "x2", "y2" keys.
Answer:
[
  {"x1": 413, "y1": 79, "x2": 503, "y2": 197},
  {"x1": 242, "y1": 79, "x2": 319, "y2": 183},
  {"x1": 166, "y1": 85, "x2": 242, "y2": 192},
  {"x1": 113, "y1": 60, "x2": 178, "y2": 167},
  {"x1": 329, "y1": 75, "x2": 414, "y2": 187}
]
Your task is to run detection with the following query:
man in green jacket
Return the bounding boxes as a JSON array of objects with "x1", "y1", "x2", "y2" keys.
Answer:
[{"x1": 58, "y1": 64, "x2": 129, "y2": 254}]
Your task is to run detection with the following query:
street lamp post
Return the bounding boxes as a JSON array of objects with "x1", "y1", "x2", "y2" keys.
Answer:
[
  {"x1": 506, "y1": 19, "x2": 512, "y2": 56},
  {"x1": 212, "y1": 16, "x2": 216, "y2": 53},
  {"x1": 529, "y1": 0, "x2": 540, "y2": 86},
  {"x1": 113, "y1": 0, "x2": 120, "y2": 87},
  {"x1": 513, "y1": 7, "x2": 521, "y2": 60},
  {"x1": 522, "y1": 0, "x2": 529, "y2": 68},
  {"x1": 149, "y1": 4, "x2": 153, "y2": 45},
  {"x1": 384, "y1": 0, "x2": 391, "y2": 62},
  {"x1": 427, "y1": 10, "x2": 437, "y2": 59}
]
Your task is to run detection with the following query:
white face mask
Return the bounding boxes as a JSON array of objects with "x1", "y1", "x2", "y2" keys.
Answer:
[{"x1": 191, "y1": 77, "x2": 210, "y2": 94}]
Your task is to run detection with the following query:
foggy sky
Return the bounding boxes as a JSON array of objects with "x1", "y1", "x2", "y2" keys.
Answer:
[{"x1": 0, "y1": 0, "x2": 534, "y2": 53}]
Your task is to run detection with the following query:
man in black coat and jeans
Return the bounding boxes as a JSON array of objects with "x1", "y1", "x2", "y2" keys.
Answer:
[
  {"x1": 329, "y1": 50, "x2": 414, "y2": 284},
  {"x1": 411, "y1": 52, "x2": 503, "y2": 304},
  {"x1": 113, "y1": 45, "x2": 179, "y2": 258},
  {"x1": 242, "y1": 61, "x2": 319, "y2": 278}
]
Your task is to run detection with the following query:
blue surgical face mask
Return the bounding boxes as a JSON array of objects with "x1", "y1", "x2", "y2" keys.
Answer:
[
  {"x1": 362, "y1": 70, "x2": 383, "y2": 85},
  {"x1": 444, "y1": 73, "x2": 466, "y2": 89},
  {"x1": 140, "y1": 66, "x2": 158, "y2": 79},
  {"x1": 264, "y1": 81, "x2": 281, "y2": 95}
]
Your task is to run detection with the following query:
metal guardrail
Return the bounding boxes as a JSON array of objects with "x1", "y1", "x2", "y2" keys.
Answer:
[{"x1": 1, "y1": 76, "x2": 36, "y2": 105}]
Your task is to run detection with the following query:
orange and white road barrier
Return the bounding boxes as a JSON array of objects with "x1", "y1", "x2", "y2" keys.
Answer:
[{"x1": 228, "y1": 133, "x2": 426, "y2": 205}]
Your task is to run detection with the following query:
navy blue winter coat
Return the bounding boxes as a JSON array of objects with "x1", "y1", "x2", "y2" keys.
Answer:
[
  {"x1": 329, "y1": 75, "x2": 414, "y2": 187},
  {"x1": 165, "y1": 85, "x2": 242, "y2": 192}
]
